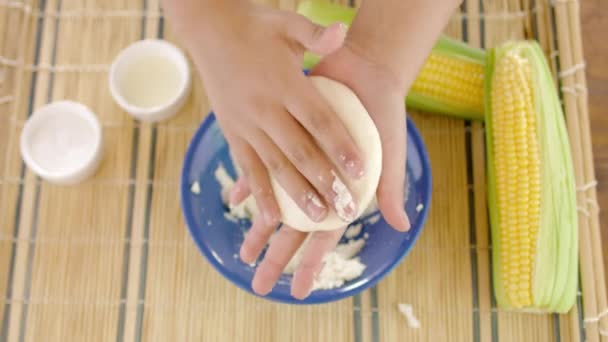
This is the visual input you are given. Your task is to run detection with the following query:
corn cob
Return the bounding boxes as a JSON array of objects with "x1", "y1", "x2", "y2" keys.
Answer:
[
  {"x1": 485, "y1": 41, "x2": 578, "y2": 313},
  {"x1": 297, "y1": 0, "x2": 485, "y2": 120}
]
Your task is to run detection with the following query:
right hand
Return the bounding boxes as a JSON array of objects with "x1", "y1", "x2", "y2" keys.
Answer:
[{"x1": 169, "y1": 2, "x2": 365, "y2": 227}]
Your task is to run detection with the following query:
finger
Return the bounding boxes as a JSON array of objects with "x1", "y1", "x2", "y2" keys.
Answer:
[
  {"x1": 373, "y1": 102, "x2": 410, "y2": 232},
  {"x1": 229, "y1": 137, "x2": 282, "y2": 227},
  {"x1": 260, "y1": 110, "x2": 358, "y2": 222},
  {"x1": 240, "y1": 216, "x2": 275, "y2": 264},
  {"x1": 252, "y1": 225, "x2": 307, "y2": 296},
  {"x1": 286, "y1": 77, "x2": 365, "y2": 180},
  {"x1": 248, "y1": 129, "x2": 329, "y2": 222},
  {"x1": 291, "y1": 227, "x2": 345, "y2": 299},
  {"x1": 285, "y1": 15, "x2": 347, "y2": 56},
  {"x1": 229, "y1": 177, "x2": 251, "y2": 206}
]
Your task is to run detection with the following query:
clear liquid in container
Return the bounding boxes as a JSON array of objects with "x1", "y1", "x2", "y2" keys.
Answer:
[{"x1": 119, "y1": 55, "x2": 183, "y2": 109}]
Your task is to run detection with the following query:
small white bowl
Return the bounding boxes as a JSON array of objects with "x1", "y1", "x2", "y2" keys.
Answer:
[
  {"x1": 109, "y1": 39, "x2": 192, "y2": 122},
  {"x1": 20, "y1": 101, "x2": 103, "y2": 185}
]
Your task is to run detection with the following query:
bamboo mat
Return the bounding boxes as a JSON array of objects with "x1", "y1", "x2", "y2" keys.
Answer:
[{"x1": 0, "y1": 0, "x2": 606, "y2": 341}]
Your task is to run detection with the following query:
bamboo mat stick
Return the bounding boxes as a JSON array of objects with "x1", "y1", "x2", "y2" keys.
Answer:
[
  {"x1": 0, "y1": 3, "x2": 26, "y2": 180},
  {"x1": 120, "y1": 124, "x2": 155, "y2": 342},
  {"x1": 6, "y1": 0, "x2": 59, "y2": 340},
  {"x1": 121, "y1": 2, "x2": 162, "y2": 340},
  {"x1": 553, "y1": 1, "x2": 602, "y2": 342},
  {"x1": 568, "y1": 2, "x2": 608, "y2": 341},
  {"x1": 359, "y1": 291, "x2": 373, "y2": 342},
  {"x1": 464, "y1": 0, "x2": 494, "y2": 341},
  {"x1": 563, "y1": 1, "x2": 608, "y2": 338},
  {"x1": 534, "y1": 0, "x2": 559, "y2": 86},
  {"x1": 0, "y1": 0, "x2": 28, "y2": 329}
]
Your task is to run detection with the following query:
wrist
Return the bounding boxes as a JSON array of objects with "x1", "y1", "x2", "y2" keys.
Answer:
[
  {"x1": 343, "y1": 0, "x2": 461, "y2": 91},
  {"x1": 339, "y1": 40, "x2": 407, "y2": 92},
  {"x1": 162, "y1": 0, "x2": 250, "y2": 42}
]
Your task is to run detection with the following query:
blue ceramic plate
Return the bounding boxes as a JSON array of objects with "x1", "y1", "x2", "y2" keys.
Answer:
[{"x1": 180, "y1": 113, "x2": 431, "y2": 304}]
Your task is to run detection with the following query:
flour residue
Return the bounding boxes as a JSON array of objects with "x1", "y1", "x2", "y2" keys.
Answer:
[
  {"x1": 330, "y1": 170, "x2": 356, "y2": 222},
  {"x1": 27, "y1": 112, "x2": 97, "y2": 174}
]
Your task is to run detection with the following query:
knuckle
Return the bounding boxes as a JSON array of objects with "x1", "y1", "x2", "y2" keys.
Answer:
[
  {"x1": 320, "y1": 184, "x2": 337, "y2": 204},
  {"x1": 298, "y1": 258, "x2": 320, "y2": 273},
  {"x1": 262, "y1": 254, "x2": 284, "y2": 272},
  {"x1": 315, "y1": 231, "x2": 338, "y2": 243},
  {"x1": 290, "y1": 142, "x2": 315, "y2": 165},
  {"x1": 308, "y1": 110, "x2": 333, "y2": 133},
  {"x1": 249, "y1": 181, "x2": 267, "y2": 198},
  {"x1": 311, "y1": 170, "x2": 336, "y2": 200},
  {"x1": 254, "y1": 187, "x2": 276, "y2": 207},
  {"x1": 265, "y1": 154, "x2": 290, "y2": 175},
  {"x1": 245, "y1": 96, "x2": 275, "y2": 121},
  {"x1": 247, "y1": 227, "x2": 271, "y2": 246},
  {"x1": 282, "y1": 227, "x2": 302, "y2": 241},
  {"x1": 253, "y1": 107, "x2": 273, "y2": 122}
]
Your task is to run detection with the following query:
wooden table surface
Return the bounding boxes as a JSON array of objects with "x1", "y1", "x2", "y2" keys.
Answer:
[{"x1": 582, "y1": 0, "x2": 608, "y2": 286}]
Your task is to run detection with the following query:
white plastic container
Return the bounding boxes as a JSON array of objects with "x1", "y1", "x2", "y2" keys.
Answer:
[
  {"x1": 20, "y1": 101, "x2": 103, "y2": 184},
  {"x1": 109, "y1": 39, "x2": 192, "y2": 122}
]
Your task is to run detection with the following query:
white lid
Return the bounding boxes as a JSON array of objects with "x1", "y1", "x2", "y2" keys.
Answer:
[
  {"x1": 20, "y1": 100, "x2": 103, "y2": 185},
  {"x1": 109, "y1": 39, "x2": 192, "y2": 122}
]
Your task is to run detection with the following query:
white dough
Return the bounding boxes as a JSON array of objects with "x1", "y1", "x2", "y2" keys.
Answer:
[{"x1": 270, "y1": 76, "x2": 383, "y2": 232}]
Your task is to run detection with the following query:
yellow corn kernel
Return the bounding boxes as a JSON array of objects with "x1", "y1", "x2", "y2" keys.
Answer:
[
  {"x1": 490, "y1": 52, "x2": 541, "y2": 309},
  {"x1": 410, "y1": 53, "x2": 485, "y2": 117}
]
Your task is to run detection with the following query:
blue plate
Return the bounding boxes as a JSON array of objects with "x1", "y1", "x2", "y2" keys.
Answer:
[{"x1": 180, "y1": 113, "x2": 432, "y2": 305}]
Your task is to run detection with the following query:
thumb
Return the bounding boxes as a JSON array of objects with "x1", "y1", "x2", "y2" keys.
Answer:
[
  {"x1": 286, "y1": 17, "x2": 347, "y2": 56},
  {"x1": 374, "y1": 102, "x2": 411, "y2": 232}
]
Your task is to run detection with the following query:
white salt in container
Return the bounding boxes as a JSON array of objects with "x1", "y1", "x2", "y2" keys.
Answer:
[
  {"x1": 109, "y1": 39, "x2": 192, "y2": 122},
  {"x1": 20, "y1": 101, "x2": 103, "y2": 184}
]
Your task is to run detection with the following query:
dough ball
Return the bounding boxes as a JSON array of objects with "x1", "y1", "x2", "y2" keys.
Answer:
[{"x1": 270, "y1": 76, "x2": 383, "y2": 232}]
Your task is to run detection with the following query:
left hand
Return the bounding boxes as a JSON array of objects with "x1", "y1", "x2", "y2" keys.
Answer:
[{"x1": 233, "y1": 42, "x2": 412, "y2": 299}]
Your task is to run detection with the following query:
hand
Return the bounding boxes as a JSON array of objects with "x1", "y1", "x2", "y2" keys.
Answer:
[
  {"x1": 312, "y1": 43, "x2": 411, "y2": 232},
  {"x1": 171, "y1": 2, "x2": 365, "y2": 228},
  {"x1": 232, "y1": 42, "x2": 411, "y2": 300}
]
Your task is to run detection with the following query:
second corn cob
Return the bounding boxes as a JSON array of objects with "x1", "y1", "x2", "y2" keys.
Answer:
[
  {"x1": 485, "y1": 41, "x2": 578, "y2": 313},
  {"x1": 297, "y1": 1, "x2": 486, "y2": 120}
]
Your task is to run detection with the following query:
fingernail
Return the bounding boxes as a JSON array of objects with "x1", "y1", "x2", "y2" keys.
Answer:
[
  {"x1": 341, "y1": 155, "x2": 364, "y2": 179},
  {"x1": 335, "y1": 23, "x2": 348, "y2": 38},
  {"x1": 291, "y1": 272, "x2": 313, "y2": 299},
  {"x1": 403, "y1": 212, "x2": 411, "y2": 231},
  {"x1": 306, "y1": 192, "x2": 327, "y2": 222},
  {"x1": 331, "y1": 171, "x2": 358, "y2": 222},
  {"x1": 347, "y1": 159, "x2": 365, "y2": 178},
  {"x1": 239, "y1": 246, "x2": 254, "y2": 264},
  {"x1": 289, "y1": 271, "x2": 298, "y2": 298},
  {"x1": 394, "y1": 210, "x2": 411, "y2": 232}
]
